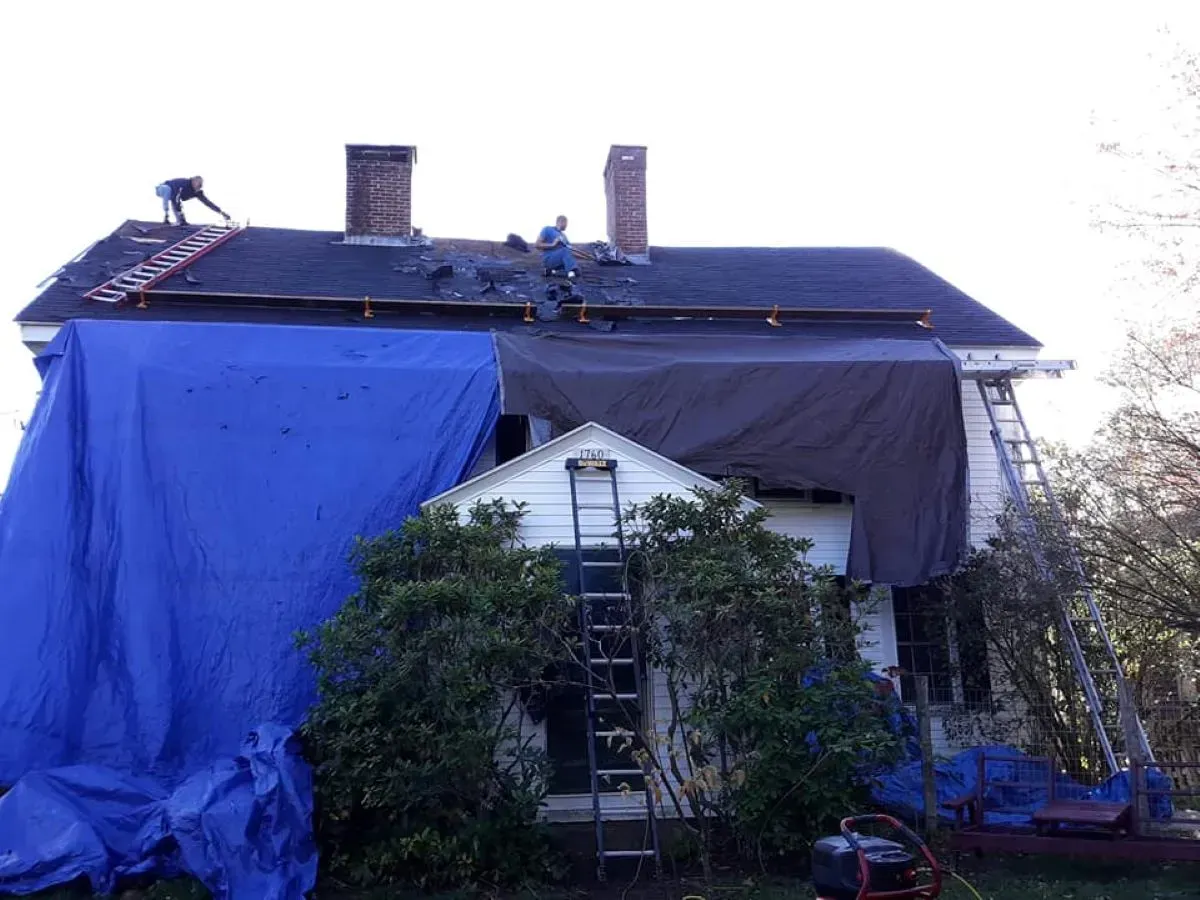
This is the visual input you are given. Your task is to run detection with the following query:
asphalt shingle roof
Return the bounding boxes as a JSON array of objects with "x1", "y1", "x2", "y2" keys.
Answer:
[{"x1": 15, "y1": 220, "x2": 1040, "y2": 347}]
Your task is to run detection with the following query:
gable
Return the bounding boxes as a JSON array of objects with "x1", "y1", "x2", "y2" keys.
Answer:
[{"x1": 424, "y1": 422, "x2": 759, "y2": 548}]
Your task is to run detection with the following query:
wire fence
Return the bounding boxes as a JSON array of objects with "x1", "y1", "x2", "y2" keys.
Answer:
[{"x1": 930, "y1": 690, "x2": 1200, "y2": 792}]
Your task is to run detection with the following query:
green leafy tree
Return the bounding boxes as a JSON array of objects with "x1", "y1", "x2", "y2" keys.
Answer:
[
  {"x1": 617, "y1": 482, "x2": 909, "y2": 873},
  {"x1": 296, "y1": 500, "x2": 574, "y2": 891}
]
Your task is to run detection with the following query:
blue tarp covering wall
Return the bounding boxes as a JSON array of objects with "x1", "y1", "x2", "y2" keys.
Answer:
[{"x1": 0, "y1": 321, "x2": 499, "y2": 895}]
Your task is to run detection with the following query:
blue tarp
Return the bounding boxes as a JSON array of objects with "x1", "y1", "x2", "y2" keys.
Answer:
[
  {"x1": 0, "y1": 725, "x2": 315, "y2": 898},
  {"x1": 0, "y1": 320, "x2": 498, "y2": 780},
  {"x1": 871, "y1": 744, "x2": 1175, "y2": 826},
  {"x1": 0, "y1": 321, "x2": 499, "y2": 894}
]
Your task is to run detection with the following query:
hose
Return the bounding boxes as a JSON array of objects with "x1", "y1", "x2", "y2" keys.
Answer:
[{"x1": 948, "y1": 868, "x2": 985, "y2": 900}]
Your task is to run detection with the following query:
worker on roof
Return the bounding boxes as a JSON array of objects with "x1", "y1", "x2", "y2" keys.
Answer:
[
  {"x1": 155, "y1": 176, "x2": 231, "y2": 227},
  {"x1": 535, "y1": 215, "x2": 580, "y2": 279}
]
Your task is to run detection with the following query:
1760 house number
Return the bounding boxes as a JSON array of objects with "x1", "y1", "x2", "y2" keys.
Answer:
[{"x1": 579, "y1": 448, "x2": 609, "y2": 460}]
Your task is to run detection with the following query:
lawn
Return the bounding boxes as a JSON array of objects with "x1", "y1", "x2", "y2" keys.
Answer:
[{"x1": 29, "y1": 857, "x2": 1200, "y2": 899}]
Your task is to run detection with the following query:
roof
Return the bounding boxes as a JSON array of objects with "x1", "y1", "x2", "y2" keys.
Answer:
[
  {"x1": 421, "y1": 421, "x2": 761, "y2": 511},
  {"x1": 15, "y1": 220, "x2": 1041, "y2": 347}
]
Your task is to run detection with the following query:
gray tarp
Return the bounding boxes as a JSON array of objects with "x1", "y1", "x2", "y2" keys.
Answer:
[{"x1": 494, "y1": 332, "x2": 969, "y2": 586}]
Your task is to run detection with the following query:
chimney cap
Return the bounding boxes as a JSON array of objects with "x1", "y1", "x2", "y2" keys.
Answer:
[{"x1": 345, "y1": 144, "x2": 417, "y2": 164}]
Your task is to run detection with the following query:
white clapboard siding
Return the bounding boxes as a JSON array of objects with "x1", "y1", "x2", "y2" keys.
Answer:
[
  {"x1": 948, "y1": 345, "x2": 1041, "y2": 547},
  {"x1": 758, "y1": 499, "x2": 897, "y2": 682},
  {"x1": 465, "y1": 431, "x2": 497, "y2": 481},
  {"x1": 758, "y1": 498, "x2": 853, "y2": 572},
  {"x1": 425, "y1": 423, "x2": 755, "y2": 820}
]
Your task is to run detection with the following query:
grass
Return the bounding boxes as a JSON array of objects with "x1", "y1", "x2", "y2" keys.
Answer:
[{"x1": 25, "y1": 857, "x2": 1200, "y2": 899}]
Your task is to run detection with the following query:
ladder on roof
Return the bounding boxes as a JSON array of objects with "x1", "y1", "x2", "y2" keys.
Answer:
[
  {"x1": 978, "y1": 377, "x2": 1153, "y2": 775},
  {"x1": 83, "y1": 223, "x2": 244, "y2": 303},
  {"x1": 566, "y1": 456, "x2": 661, "y2": 882}
]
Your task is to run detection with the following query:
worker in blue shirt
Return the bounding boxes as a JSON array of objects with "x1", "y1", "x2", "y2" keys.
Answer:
[
  {"x1": 155, "y1": 176, "x2": 231, "y2": 227},
  {"x1": 536, "y1": 215, "x2": 580, "y2": 278}
]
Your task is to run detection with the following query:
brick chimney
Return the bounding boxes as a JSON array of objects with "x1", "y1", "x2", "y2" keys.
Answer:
[
  {"x1": 344, "y1": 144, "x2": 417, "y2": 245},
  {"x1": 604, "y1": 145, "x2": 648, "y2": 262}
]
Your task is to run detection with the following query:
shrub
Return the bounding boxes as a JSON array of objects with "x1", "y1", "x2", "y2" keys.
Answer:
[
  {"x1": 621, "y1": 482, "x2": 910, "y2": 871},
  {"x1": 296, "y1": 501, "x2": 574, "y2": 890}
]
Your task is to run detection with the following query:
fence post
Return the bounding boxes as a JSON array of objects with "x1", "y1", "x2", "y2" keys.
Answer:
[{"x1": 914, "y1": 675, "x2": 938, "y2": 837}]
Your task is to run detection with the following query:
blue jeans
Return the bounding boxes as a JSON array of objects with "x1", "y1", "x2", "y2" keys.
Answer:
[
  {"x1": 542, "y1": 245, "x2": 577, "y2": 274},
  {"x1": 155, "y1": 183, "x2": 182, "y2": 222}
]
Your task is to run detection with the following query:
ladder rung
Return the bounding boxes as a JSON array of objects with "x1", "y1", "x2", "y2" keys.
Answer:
[
  {"x1": 589, "y1": 624, "x2": 629, "y2": 632},
  {"x1": 596, "y1": 768, "x2": 644, "y2": 777},
  {"x1": 601, "y1": 850, "x2": 656, "y2": 858},
  {"x1": 595, "y1": 730, "x2": 634, "y2": 738},
  {"x1": 583, "y1": 561, "x2": 623, "y2": 568},
  {"x1": 590, "y1": 658, "x2": 635, "y2": 666},
  {"x1": 577, "y1": 533, "x2": 617, "y2": 539},
  {"x1": 594, "y1": 693, "x2": 640, "y2": 701},
  {"x1": 576, "y1": 503, "x2": 617, "y2": 511},
  {"x1": 584, "y1": 592, "x2": 628, "y2": 599}
]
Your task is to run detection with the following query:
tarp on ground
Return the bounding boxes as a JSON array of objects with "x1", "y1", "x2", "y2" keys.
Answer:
[
  {"x1": 494, "y1": 331, "x2": 969, "y2": 585},
  {"x1": 0, "y1": 320, "x2": 499, "y2": 783},
  {"x1": 0, "y1": 724, "x2": 315, "y2": 898},
  {"x1": 871, "y1": 744, "x2": 1175, "y2": 826}
]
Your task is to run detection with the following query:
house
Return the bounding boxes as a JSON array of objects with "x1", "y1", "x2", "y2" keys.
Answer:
[{"x1": 11, "y1": 143, "x2": 1070, "y2": 760}]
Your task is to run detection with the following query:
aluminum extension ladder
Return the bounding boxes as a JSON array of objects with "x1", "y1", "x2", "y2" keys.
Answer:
[
  {"x1": 84, "y1": 222, "x2": 244, "y2": 303},
  {"x1": 977, "y1": 377, "x2": 1152, "y2": 774},
  {"x1": 565, "y1": 456, "x2": 661, "y2": 881}
]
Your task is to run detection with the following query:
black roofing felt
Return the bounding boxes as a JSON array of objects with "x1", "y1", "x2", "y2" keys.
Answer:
[{"x1": 16, "y1": 220, "x2": 1040, "y2": 347}]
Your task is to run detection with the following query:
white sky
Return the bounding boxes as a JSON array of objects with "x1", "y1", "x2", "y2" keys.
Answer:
[{"x1": 2, "y1": 2, "x2": 1199, "y2": 485}]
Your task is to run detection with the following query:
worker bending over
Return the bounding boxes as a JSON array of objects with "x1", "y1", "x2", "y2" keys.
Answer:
[
  {"x1": 536, "y1": 215, "x2": 580, "y2": 278},
  {"x1": 155, "y1": 176, "x2": 231, "y2": 227}
]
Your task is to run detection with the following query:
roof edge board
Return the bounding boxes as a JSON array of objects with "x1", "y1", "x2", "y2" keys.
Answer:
[{"x1": 139, "y1": 290, "x2": 933, "y2": 326}]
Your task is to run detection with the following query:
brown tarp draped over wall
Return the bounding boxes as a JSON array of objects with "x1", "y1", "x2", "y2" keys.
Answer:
[{"x1": 494, "y1": 331, "x2": 969, "y2": 586}]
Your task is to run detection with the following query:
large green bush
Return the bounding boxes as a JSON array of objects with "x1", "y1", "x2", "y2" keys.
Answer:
[
  {"x1": 298, "y1": 485, "x2": 909, "y2": 889},
  {"x1": 296, "y1": 500, "x2": 574, "y2": 890},
  {"x1": 622, "y1": 483, "x2": 909, "y2": 871}
]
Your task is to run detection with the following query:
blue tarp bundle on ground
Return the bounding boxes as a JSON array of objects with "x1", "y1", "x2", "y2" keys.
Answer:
[
  {"x1": 871, "y1": 743, "x2": 1175, "y2": 826},
  {"x1": 0, "y1": 725, "x2": 314, "y2": 898},
  {"x1": 0, "y1": 321, "x2": 499, "y2": 895}
]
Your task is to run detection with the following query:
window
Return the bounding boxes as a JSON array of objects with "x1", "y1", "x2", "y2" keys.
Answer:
[
  {"x1": 891, "y1": 585, "x2": 991, "y2": 705},
  {"x1": 748, "y1": 478, "x2": 853, "y2": 504},
  {"x1": 892, "y1": 585, "x2": 955, "y2": 704}
]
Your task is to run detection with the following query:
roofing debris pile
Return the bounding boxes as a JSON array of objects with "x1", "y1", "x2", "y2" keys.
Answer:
[{"x1": 405, "y1": 236, "x2": 642, "y2": 324}]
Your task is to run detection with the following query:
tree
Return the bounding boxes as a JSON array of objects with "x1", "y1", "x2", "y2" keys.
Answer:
[
  {"x1": 296, "y1": 500, "x2": 574, "y2": 890},
  {"x1": 617, "y1": 482, "x2": 910, "y2": 873},
  {"x1": 1094, "y1": 39, "x2": 1200, "y2": 295},
  {"x1": 1077, "y1": 35, "x2": 1200, "y2": 639}
]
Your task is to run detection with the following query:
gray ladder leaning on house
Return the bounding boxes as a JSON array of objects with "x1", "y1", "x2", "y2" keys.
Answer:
[
  {"x1": 977, "y1": 376, "x2": 1153, "y2": 774},
  {"x1": 565, "y1": 456, "x2": 662, "y2": 882}
]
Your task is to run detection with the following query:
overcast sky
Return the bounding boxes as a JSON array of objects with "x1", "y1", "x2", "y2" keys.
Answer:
[{"x1": 2, "y1": 2, "x2": 1198, "y2": 485}]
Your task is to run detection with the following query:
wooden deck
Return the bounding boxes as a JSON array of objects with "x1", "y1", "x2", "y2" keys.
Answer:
[{"x1": 943, "y1": 753, "x2": 1200, "y2": 863}]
